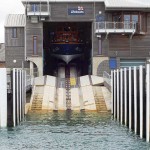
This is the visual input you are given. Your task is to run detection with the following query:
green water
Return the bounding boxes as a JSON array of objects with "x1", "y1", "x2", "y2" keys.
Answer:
[{"x1": 0, "y1": 111, "x2": 150, "y2": 150}]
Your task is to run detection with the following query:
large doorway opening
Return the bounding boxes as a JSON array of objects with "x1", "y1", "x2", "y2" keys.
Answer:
[{"x1": 43, "y1": 22, "x2": 92, "y2": 76}]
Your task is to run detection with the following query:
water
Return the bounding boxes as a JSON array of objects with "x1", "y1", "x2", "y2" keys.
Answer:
[{"x1": 0, "y1": 111, "x2": 150, "y2": 150}]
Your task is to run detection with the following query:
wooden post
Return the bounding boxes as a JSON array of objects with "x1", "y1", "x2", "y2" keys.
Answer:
[
  {"x1": 0, "y1": 68, "x2": 7, "y2": 127},
  {"x1": 146, "y1": 64, "x2": 150, "y2": 142}
]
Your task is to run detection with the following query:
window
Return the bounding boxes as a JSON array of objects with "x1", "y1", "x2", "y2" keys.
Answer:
[
  {"x1": 33, "y1": 36, "x2": 37, "y2": 55},
  {"x1": 12, "y1": 28, "x2": 17, "y2": 38},
  {"x1": 31, "y1": 4, "x2": 38, "y2": 12}
]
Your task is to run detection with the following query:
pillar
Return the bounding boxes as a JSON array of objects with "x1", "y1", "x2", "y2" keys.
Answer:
[{"x1": 0, "y1": 68, "x2": 7, "y2": 127}]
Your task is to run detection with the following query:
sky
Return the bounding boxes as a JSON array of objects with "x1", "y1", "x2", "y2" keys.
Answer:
[{"x1": 0, "y1": 0, "x2": 24, "y2": 43}]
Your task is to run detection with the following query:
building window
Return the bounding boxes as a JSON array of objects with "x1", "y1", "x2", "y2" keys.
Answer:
[
  {"x1": 33, "y1": 36, "x2": 37, "y2": 55},
  {"x1": 31, "y1": 4, "x2": 38, "y2": 12},
  {"x1": 12, "y1": 28, "x2": 17, "y2": 38}
]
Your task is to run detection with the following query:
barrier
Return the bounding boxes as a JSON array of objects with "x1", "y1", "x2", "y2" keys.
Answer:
[{"x1": 112, "y1": 65, "x2": 149, "y2": 142}]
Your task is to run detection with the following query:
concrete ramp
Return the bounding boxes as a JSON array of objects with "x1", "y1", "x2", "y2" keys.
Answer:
[
  {"x1": 30, "y1": 76, "x2": 56, "y2": 111},
  {"x1": 81, "y1": 85, "x2": 96, "y2": 110},
  {"x1": 71, "y1": 88, "x2": 80, "y2": 110},
  {"x1": 57, "y1": 88, "x2": 66, "y2": 110},
  {"x1": 91, "y1": 75, "x2": 104, "y2": 85}
]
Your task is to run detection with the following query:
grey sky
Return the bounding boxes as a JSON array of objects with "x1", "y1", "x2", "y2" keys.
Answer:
[{"x1": 0, "y1": 0, "x2": 24, "y2": 43}]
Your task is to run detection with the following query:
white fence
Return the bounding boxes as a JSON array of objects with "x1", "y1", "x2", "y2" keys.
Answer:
[
  {"x1": 0, "y1": 68, "x2": 27, "y2": 127},
  {"x1": 111, "y1": 64, "x2": 150, "y2": 142}
]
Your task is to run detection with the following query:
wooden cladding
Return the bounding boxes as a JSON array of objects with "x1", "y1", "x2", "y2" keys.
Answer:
[{"x1": 109, "y1": 35, "x2": 130, "y2": 51}]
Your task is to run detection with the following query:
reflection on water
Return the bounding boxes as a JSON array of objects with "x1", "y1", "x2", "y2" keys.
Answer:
[{"x1": 0, "y1": 111, "x2": 150, "y2": 150}]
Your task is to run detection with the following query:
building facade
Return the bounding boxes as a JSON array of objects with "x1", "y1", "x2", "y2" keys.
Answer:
[{"x1": 5, "y1": 0, "x2": 150, "y2": 77}]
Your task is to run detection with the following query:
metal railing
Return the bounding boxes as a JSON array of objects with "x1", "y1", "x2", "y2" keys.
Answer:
[
  {"x1": 95, "y1": 21, "x2": 136, "y2": 31},
  {"x1": 103, "y1": 71, "x2": 111, "y2": 86},
  {"x1": 7, "y1": 70, "x2": 32, "y2": 93},
  {"x1": 27, "y1": 3, "x2": 50, "y2": 16}
]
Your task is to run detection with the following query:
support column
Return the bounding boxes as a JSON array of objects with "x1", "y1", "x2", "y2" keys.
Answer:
[
  {"x1": 129, "y1": 67, "x2": 132, "y2": 130},
  {"x1": 111, "y1": 70, "x2": 113, "y2": 114},
  {"x1": 0, "y1": 68, "x2": 7, "y2": 127},
  {"x1": 30, "y1": 61, "x2": 34, "y2": 78},
  {"x1": 134, "y1": 66, "x2": 137, "y2": 134},
  {"x1": 117, "y1": 69, "x2": 120, "y2": 121},
  {"x1": 146, "y1": 64, "x2": 150, "y2": 142},
  {"x1": 13, "y1": 69, "x2": 16, "y2": 127},
  {"x1": 124, "y1": 68, "x2": 127, "y2": 126},
  {"x1": 113, "y1": 70, "x2": 116, "y2": 119},
  {"x1": 139, "y1": 66, "x2": 143, "y2": 138},
  {"x1": 120, "y1": 69, "x2": 123, "y2": 124}
]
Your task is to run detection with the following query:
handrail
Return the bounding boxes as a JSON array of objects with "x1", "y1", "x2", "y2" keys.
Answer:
[
  {"x1": 95, "y1": 21, "x2": 136, "y2": 31},
  {"x1": 103, "y1": 71, "x2": 111, "y2": 86}
]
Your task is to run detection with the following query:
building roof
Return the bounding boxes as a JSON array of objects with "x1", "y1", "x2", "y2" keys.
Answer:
[
  {"x1": 22, "y1": 0, "x2": 150, "y2": 9},
  {"x1": 105, "y1": 0, "x2": 150, "y2": 9},
  {"x1": 0, "y1": 43, "x2": 5, "y2": 62},
  {"x1": 5, "y1": 14, "x2": 25, "y2": 27}
]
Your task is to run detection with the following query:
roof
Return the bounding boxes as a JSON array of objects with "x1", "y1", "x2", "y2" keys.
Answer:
[
  {"x1": 5, "y1": 14, "x2": 25, "y2": 27},
  {"x1": 22, "y1": 0, "x2": 150, "y2": 9},
  {"x1": 21, "y1": 0, "x2": 104, "y2": 2},
  {"x1": 0, "y1": 43, "x2": 5, "y2": 62},
  {"x1": 105, "y1": 0, "x2": 150, "y2": 9}
]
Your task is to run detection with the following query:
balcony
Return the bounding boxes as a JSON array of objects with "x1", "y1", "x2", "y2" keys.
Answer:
[
  {"x1": 95, "y1": 22, "x2": 136, "y2": 39},
  {"x1": 27, "y1": 4, "x2": 50, "y2": 17}
]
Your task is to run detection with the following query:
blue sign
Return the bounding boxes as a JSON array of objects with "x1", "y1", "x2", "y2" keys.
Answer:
[
  {"x1": 68, "y1": 6, "x2": 85, "y2": 15},
  {"x1": 109, "y1": 58, "x2": 117, "y2": 69}
]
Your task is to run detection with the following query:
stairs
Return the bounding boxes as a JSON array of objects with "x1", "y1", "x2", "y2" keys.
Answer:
[
  {"x1": 94, "y1": 87, "x2": 107, "y2": 112},
  {"x1": 65, "y1": 66, "x2": 71, "y2": 110},
  {"x1": 31, "y1": 94, "x2": 43, "y2": 110}
]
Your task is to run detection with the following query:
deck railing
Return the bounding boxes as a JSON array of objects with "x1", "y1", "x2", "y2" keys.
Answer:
[
  {"x1": 27, "y1": 3, "x2": 50, "y2": 16},
  {"x1": 95, "y1": 21, "x2": 136, "y2": 33}
]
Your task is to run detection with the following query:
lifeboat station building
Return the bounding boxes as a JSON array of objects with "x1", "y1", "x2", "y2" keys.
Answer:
[{"x1": 4, "y1": 0, "x2": 150, "y2": 77}]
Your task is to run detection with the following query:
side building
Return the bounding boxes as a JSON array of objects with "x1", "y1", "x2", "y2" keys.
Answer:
[
  {"x1": 5, "y1": 0, "x2": 150, "y2": 77},
  {"x1": 0, "y1": 43, "x2": 5, "y2": 67}
]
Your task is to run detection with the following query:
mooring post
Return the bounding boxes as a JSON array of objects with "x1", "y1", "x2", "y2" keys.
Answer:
[
  {"x1": 120, "y1": 68, "x2": 123, "y2": 124},
  {"x1": 111, "y1": 70, "x2": 114, "y2": 114},
  {"x1": 134, "y1": 66, "x2": 137, "y2": 134},
  {"x1": 129, "y1": 67, "x2": 132, "y2": 130},
  {"x1": 139, "y1": 66, "x2": 143, "y2": 138},
  {"x1": 146, "y1": 64, "x2": 150, "y2": 142},
  {"x1": 114, "y1": 70, "x2": 116, "y2": 119},
  {"x1": 117, "y1": 69, "x2": 120, "y2": 121},
  {"x1": 124, "y1": 68, "x2": 127, "y2": 126},
  {"x1": 0, "y1": 68, "x2": 7, "y2": 127}
]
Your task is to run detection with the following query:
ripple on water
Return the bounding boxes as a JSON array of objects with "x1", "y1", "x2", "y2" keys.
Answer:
[{"x1": 0, "y1": 111, "x2": 149, "y2": 150}]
